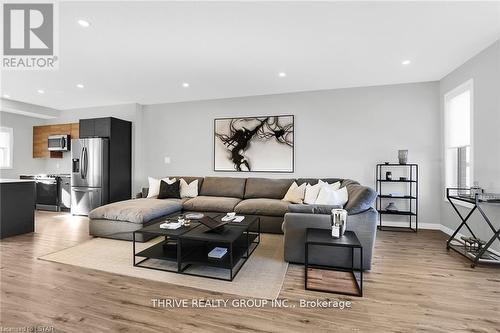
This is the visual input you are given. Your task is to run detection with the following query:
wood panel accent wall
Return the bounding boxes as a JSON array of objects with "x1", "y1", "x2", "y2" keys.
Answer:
[{"x1": 33, "y1": 123, "x2": 79, "y2": 158}]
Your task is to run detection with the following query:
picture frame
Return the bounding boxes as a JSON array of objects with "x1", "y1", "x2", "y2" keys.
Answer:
[{"x1": 213, "y1": 115, "x2": 294, "y2": 173}]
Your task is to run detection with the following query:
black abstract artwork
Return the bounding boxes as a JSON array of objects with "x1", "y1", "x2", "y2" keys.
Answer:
[{"x1": 214, "y1": 115, "x2": 294, "y2": 172}]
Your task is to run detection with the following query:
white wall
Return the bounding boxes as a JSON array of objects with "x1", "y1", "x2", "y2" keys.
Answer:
[
  {"x1": 44, "y1": 103, "x2": 144, "y2": 192},
  {"x1": 0, "y1": 112, "x2": 46, "y2": 179},
  {"x1": 1, "y1": 98, "x2": 59, "y2": 119},
  {"x1": 440, "y1": 40, "x2": 500, "y2": 252},
  {"x1": 143, "y1": 82, "x2": 441, "y2": 225}
]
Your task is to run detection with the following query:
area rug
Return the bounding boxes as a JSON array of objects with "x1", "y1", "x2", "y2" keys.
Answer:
[{"x1": 39, "y1": 234, "x2": 288, "y2": 300}]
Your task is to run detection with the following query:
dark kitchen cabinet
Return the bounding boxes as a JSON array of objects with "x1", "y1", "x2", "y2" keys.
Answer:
[
  {"x1": 79, "y1": 119, "x2": 95, "y2": 138},
  {"x1": 0, "y1": 181, "x2": 35, "y2": 239},
  {"x1": 94, "y1": 118, "x2": 111, "y2": 137},
  {"x1": 79, "y1": 117, "x2": 132, "y2": 202},
  {"x1": 79, "y1": 117, "x2": 112, "y2": 138},
  {"x1": 108, "y1": 118, "x2": 132, "y2": 203}
]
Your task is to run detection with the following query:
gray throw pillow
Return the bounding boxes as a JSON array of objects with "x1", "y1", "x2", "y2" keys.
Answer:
[{"x1": 344, "y1": 184, "x2": 377, "y2": 215}]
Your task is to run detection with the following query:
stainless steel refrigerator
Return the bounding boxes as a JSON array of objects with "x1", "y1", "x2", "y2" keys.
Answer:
[{"x1": 71, "y1": 138, "x2": 109, "y2": 216}]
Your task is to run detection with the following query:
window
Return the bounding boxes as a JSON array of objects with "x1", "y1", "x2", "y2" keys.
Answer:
[
  {"x1": 444, "y1": 80, "x2": 473, "y2": 191},
  {"x1": 0, "y1": 127, "x2": 14, "y2": 169}
]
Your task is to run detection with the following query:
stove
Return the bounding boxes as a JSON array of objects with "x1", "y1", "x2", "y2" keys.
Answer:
[{"x1": 19, "y1": 174, "x2": 71, "y2": 211}]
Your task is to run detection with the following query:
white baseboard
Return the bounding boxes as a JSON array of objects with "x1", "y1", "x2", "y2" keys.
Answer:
[
  {"x1": 439, "y1": 224, "x2": 455, "y2": 236},
  {"x1": 381, "y1": 221, "x2": 500, "y2": 257},
  {"x1": 378, "y1": 220, "x2": 441, "y2": 230}
]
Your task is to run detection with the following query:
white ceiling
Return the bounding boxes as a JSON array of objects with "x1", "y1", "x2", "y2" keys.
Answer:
[{"x1": 1, "y1": 1, "x2": 499, "y2": 110}]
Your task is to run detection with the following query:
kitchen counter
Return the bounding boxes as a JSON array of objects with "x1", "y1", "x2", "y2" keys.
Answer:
[
  {"x1": 0, "y1": 180, "x2": 35, "y2": 238},
  {"x1": 0, "y1": 179, "x2": 36, "y2": 183}
]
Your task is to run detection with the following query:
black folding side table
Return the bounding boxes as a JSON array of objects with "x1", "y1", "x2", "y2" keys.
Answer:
[
  {"x1": 446, "y1": 188, "x2": 500, "y2": 268},
  {"x1": 305, "y1": 228, "x2": 363, "y2": 297}
]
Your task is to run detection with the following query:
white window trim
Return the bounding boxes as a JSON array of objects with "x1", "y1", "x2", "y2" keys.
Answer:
[
  {"x1": 0, "y1": 126, "x2": 14, "y2": 169},
  {"x1": 444, "y1": 79, "x2": 474, "y2": 208}
]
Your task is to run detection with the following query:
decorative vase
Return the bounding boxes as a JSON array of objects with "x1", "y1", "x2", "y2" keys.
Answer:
[
  {"x1": 398, "y1": 150, "x2": 408, "y2": 164},
  {"x1": 331, "y1": 209, "x2": 348, "y2": 238},
  {"x1": 385, "y1": 202, "x2": 398, "y2": 211}
]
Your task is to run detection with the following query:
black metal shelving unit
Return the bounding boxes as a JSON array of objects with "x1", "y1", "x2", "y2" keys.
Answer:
[{"x1": 376, "y1": 163, "x2": 418, "y2": 232}]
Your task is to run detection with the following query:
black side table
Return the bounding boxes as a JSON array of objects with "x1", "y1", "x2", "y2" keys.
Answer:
[
  {"x1": 446, "y1": 188, "x2": 500, "y2": 268},
  {"x1": 305, "y1": 228, "x2": 363, "y2": 297}
]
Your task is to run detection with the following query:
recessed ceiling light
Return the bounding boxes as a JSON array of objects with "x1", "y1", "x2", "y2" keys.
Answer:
[
  {"x1": 3, "y1": 94, "x2": 10, "y2": 98},
  {"x1": 402, "y1": 60, "x2": 411, "y2": 65},
  {"x1": 37, "y1": 89, "x2": 45, "y2": 94},
  {"x1": 278, "y1": 72, "x2": 287, "y2": 77},
  {"x1": 76, "y1": 84, "x2": 84, "y2": 88},
  {"x1": 182, "y1": 82, "x2": 190, "y2": 88},
  {"x1": 78, "y1": 19, "x2": 91, "y2": 27}
]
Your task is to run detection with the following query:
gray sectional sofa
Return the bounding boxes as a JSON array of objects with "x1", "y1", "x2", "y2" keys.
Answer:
[{"x1": 89, "y1": 176, "x2": 378, "y2": 269}]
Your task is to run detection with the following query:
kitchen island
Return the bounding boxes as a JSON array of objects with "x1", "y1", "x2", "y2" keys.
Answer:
[{"x1": 0, "y1": 179, "x2": 36, "y2": 239}]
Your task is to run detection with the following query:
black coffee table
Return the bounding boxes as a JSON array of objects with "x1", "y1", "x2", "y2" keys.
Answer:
[
  {"x1": 133, "y1": 213, "x2": 260, "y2": 281},
  {"x1": 305, "y1": 228, "x2": 363, "y2": 297}
]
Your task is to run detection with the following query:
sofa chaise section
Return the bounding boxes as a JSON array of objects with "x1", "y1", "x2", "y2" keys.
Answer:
[{"x1": 89, "y1": 198, "x2": 183, "y2": 241}]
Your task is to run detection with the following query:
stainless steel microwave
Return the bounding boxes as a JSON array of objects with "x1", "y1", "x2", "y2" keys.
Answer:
[{"x1": 48, "y1": 135, "x2": 70, "y2": 151}]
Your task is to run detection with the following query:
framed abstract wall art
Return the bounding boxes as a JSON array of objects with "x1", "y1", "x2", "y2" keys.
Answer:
[{"x1": 214, "y1": 115, "x2": 294, "y2": 172}]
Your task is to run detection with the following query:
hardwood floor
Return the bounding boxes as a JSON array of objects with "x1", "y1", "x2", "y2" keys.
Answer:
[{"x1": 1, "y1": 211, "x2": 499, "y2": 333}]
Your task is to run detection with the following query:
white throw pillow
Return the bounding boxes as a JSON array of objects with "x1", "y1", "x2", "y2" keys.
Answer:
[
  {"x1": 315, "y1": 186, "x2": 349, "y2": 207},
  {"x1": 283, "y1": 182, "x2": 307, "y2": 204},
  {"x1": 324, "y1": 181, "x2": 341, "y2": 191},
  {"x1": 303, "y1": 180, "x2": 325, "y2": 204},
  {"x1": 180, "y1": 179, "x2": 198, "y2": 198},
  {"x1": 147, "y1": 177, "x2": 176, "y2": 198}
]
